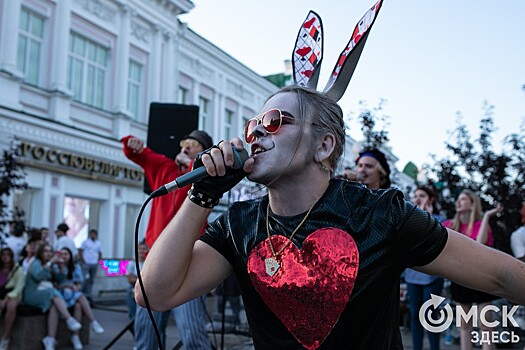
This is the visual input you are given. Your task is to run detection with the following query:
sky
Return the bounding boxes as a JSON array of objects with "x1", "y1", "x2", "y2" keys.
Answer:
[{"x1": 180, "y1": 1, "x2": 525, "y2": 170}]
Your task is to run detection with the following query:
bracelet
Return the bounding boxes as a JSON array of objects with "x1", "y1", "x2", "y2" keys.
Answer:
[{"x1": 187, "y1": 187, "x2": 219, "y2": 208}]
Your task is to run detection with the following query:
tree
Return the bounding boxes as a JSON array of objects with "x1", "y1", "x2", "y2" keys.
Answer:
[
  {"x1": 352, "y1": 98, "x2": 390, "y2": 150},
  {"x1": 427, "y1": 102, "x2": 525, "y2": 254},
  {"x1": 0, "y1": 138, "x2": 27, "y2": 232}
]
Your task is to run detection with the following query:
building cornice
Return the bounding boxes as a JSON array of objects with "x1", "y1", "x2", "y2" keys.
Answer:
[{"x1": 179, "y1": 29, "x2": 278, "y2": 98}]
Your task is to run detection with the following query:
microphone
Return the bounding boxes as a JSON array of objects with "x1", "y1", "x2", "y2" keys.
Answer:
[{"x1": 150, "y1": 148, "x2": 249, "y2": 198}]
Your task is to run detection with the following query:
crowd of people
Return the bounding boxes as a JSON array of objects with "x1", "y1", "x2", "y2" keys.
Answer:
[
  {"x1": 0, "y1": 222, "x2": 105, "y2": 350},
  {"x1": 338, "y1": 148, "x2": 525, "y2": 350},
  {"x1": 2, "y1": 5, "x2": 525, "y2": 349},
  {"x1": 3, "y1": 136, "x2": 522, "y2": 350},
  {"x1": 2, "y1": 87, "x2": 524, "y2": 350}
]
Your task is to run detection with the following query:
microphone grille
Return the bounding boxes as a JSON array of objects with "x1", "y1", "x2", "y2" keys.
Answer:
[{"x1": 232, "y1": 148, "x2": 249, "y2": 169}]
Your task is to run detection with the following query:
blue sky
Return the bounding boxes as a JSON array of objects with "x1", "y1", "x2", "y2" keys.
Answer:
[{"x1": 181, "y1": 1, "x2": 525, "y2": 170}]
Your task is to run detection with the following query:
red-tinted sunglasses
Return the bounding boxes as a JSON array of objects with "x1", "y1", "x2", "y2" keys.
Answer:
[{"x1": 244, "y1": 108, "x2": 296, "y2": 144}]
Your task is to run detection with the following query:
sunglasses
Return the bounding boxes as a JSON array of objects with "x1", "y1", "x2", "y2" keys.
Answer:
[
  {"x1": 244, "y1": 108, "x2": 298, "y2": 144},
  {"x1": 179, "y1": 139, "x2": 201, "y2": 148}
]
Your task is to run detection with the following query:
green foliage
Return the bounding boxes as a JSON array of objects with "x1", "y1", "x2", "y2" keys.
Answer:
[
  {"x1": 427, "y1": 102, "x2": 525, "y2": 253},
  {"x1": 0, "y1": 139, "x2": 27, "y2": 231},
  {"x1": 352, "y1": 99, "x2": 390, "y2": 150}
]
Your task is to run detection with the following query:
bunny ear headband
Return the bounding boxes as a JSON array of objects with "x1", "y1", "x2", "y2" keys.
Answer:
[{"x1": 292, "y1": 0, "x2": 383, "y2": 102}]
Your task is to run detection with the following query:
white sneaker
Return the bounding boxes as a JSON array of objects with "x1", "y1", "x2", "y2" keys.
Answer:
[
  {"x1": 66, "y1": 317, "x2": 82, "y2": 332},
  {"x1": 42, "y1": 336, "x2": 56, "y2": 350},
  {"x1": 0, "y1": 338, "x2": 9, "y2": 350},
  {"x1": 90, "y1": 320, "x2": 105, "y2": 334},
  {"x1": 70, "y1": 334, "x2": 83, "y2": 350}
]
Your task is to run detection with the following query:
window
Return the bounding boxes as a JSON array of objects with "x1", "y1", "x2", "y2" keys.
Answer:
[
  {"x1": 17, "y1": 7, "x2": 45, "y2": 86},
  {"x1": 124, "y1": 204, "x2": 141, "y2": 258},
  {"x1": 62, "y1": 196, "x2": 90, "y2": 247},
  {"x1": 178, "y1": 87, "x2": 188, "y2": 104},
  {"x1": 127, "y1": 60, "x2": 143, "y2": 120},
  {"x1": 62, "y1": 196, "x2": 100, "y2": 248},
  {"x1": 67, "y1": 33, "x2": 109, "y2": 109},
  {"x1": 199, "y1": 97, "x2": 209, "y2": 130},
  {"x1": 224, "y1": 109, "x2": 234, "y2": 141},
  {"x1": 13, "y1": 189, "x2": 34, "y2": 226}
]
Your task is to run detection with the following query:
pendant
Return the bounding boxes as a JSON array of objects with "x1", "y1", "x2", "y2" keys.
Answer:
[{"x1": 265, "y1": 257, "x2": 280, "y2": 276}]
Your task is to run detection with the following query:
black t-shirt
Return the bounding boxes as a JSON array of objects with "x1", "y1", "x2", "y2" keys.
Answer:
[{"x1": 200, "y1": 179, "x2": 447, "y2": 349}]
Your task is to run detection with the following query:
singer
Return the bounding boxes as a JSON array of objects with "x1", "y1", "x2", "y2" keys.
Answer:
[
  {"x1": 136, "y1": 4, "x2": 525, "y2": 349},
  {"x1": 121, "y1": 130, "x2": 213, "y2": 350}
]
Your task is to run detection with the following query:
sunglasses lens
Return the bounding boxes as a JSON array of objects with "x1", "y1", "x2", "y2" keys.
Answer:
[
  {"x1": 180, "y1": 140, "x2": 199, "y2": 148},
  {"x1": 244, "y1": 119, "x2": 257, "y2": 143},
  {"x1": 244, "y1": 109, "x2": 284, "y2": 143},
  {"x1": 262, "y1": 110, "x2": 281, "y2": 133}
]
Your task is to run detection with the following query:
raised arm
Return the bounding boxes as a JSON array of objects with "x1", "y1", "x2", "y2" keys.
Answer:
[
  {"x1": 476, "y1": 203, "x2": 503, "y2": 245},
  {"x1": 418, "y1": 228, "x2": 525, "y2": 305}
]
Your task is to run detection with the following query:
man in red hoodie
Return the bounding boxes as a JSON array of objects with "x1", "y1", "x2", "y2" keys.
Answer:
[{"x1": 121, "y1": 130, "x2": 213, "y2": 350}]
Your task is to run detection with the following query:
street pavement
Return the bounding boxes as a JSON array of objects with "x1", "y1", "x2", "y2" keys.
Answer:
[
  {"x1": 71, "y1": 294, "x2": 523, "y2": 350},
  {"x1": 84, "y1": 295, "x2": 255, "y2": 350}
]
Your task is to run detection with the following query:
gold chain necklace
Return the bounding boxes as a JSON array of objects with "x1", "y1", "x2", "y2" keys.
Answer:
[{"x1": 264, "y1": 201, "x2": 315, "y2": 276}]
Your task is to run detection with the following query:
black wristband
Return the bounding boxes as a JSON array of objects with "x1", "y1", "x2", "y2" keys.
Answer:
[{"x1": 187, "y1": 187, "x2": 220, "y2": 208}]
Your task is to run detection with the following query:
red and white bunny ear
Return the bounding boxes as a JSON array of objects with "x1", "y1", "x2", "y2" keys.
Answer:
[
  {"x1": 292, "y1": 11, "x2": 324, "y2": 89},
  {"x1": 323, "y1": 0, "x2": 383, "y2": 102}
]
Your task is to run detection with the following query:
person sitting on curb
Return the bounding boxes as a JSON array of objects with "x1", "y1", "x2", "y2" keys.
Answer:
[
  {"x1": 0, "y1": 247, "x2": 25, "y2": 350},
  {"x1": 52, "y1": 247, "x2": 104, "y2": 349},
  {"x1": 23, "y1": 243, "x2": 83, "y2": 350}
]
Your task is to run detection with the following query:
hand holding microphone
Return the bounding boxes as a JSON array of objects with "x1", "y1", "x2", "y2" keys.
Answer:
[
  {"x1": 150, "y1": 138, "x2": 250, "y2": 207},
  {"x1": 188, "y1": 139, "x2": 249, "y2": 208}
]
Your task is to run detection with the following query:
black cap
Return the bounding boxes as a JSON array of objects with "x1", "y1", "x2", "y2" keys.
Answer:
[
  {"x1": 356, "y1": 148, "x2": 391, "y2": 189},
  {"x1": 56, "y1": 223, "x2": 69, "y2": 233},
  {"x1": 182, "y1": 130, "x2": 213, "y2": 150}
]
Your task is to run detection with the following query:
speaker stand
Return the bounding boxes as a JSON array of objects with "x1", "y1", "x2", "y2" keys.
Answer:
[{"x1": 102, "y1": 318, "x2": 135, "y2": 350}]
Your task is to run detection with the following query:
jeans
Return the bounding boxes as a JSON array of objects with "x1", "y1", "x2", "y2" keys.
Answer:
[
  {"x1": 134, "y1": 306, "x2": 170, "y2": 350},
  {"x1": 134, "y1": 295, "x2": 212, "y2": 350},
  {"x1": 171, "y1": 295, "x2": 212, "y2": 350},
  {"x1": 126, "y1": 289, "x2": 136, "y2": 320},
  {"x1": 407, "y1": 278, "x2": 444, "y2": 350},
  {"x1": 81, "y1": 263, "x2": 99, "y2": 298}
]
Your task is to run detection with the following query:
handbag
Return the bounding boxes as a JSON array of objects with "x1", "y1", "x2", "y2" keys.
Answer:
[
  {"x1": 37, "y1": 281, "x2": 54, "y2": 291},
  {"x1": 0, "y1": 286, "x2": 14, "y2": 299}
]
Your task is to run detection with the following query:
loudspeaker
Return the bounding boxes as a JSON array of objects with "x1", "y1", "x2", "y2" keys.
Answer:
[{"x1": 144, "y1": 103, "x2": 199, "y2": 194}]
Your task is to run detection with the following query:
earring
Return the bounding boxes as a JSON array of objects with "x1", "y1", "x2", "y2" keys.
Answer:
[{"x1": 319, "y1": 162, "x2": 328, "y2": 171}]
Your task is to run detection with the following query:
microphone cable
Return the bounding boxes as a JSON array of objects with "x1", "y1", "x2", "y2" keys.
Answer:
[
  {"x1": 135, "y1": 194, "x2": 223, "y2": 350},
  {"x1": 133, "y1": 145, "x2": 249, "y2": 349},
  {"x1": 134, "y1": 194, "x2": 165, "y2": 350}
]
